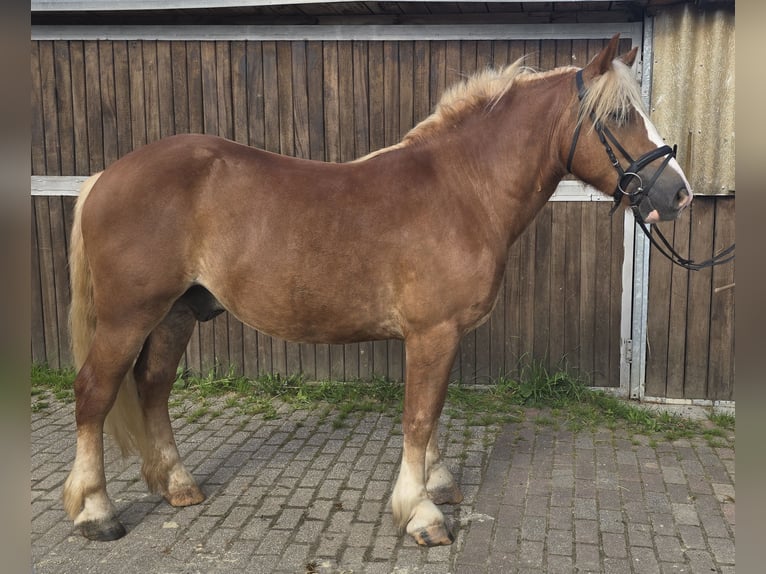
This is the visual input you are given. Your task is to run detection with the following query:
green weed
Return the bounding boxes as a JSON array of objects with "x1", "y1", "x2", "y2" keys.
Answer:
[
  {"x1": 534, "y1": 415, "x2": 556, "y2": 427},
  {"x1": 186, "y1": 405, "x2": 209, "y2": 423},
  {"x1": 31, "y1": 364, "x2": 75, "y2": 406},
  {"x1": 709, "y1": 412, "x2": 735, "y2": 430},
  {"x1": 31, "y1": 400, "x2": 49, "y2": 413}
]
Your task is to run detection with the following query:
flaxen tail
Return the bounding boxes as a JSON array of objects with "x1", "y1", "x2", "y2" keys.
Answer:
[
  {"x1": 69, "y1": 172, "x2": 148, "y2": 459},
  {"x1": 69, "y1": 173, "x2": 101, "y2": 369}
]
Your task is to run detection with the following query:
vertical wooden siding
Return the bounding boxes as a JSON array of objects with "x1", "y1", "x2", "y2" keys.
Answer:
[
  {"x1": 645, "y1": 196, "x2": 735, "y2": 401},
  {"x1": 32, "y1": 37, "x2": 628, "y2": 386}
]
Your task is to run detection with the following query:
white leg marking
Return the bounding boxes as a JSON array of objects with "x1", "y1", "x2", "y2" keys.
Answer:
[
  {"x1": 391, "y1": 451, "x2": 428, "y2": 529},
  {"x1": 63, "y1": 432, "x2": 113, "y2": 522},
  {"x1": 427, "y1": 462, "x2": 459, "y2": 492},
  {"x1": 166, "y1": 460, "x2": 200, "y2": 495},
  {"x1": 405, "y1": 499, "x2": 446, "y2": 537},
  {"x1": 424, "y1": 420, "x2": 463, "y2": 504},
  {"x1": 74, "y1": 491, "x2": 118, "y2": 527},
  {"x1": 392, "y1": 443, "x2": 453, "y2": 546}
]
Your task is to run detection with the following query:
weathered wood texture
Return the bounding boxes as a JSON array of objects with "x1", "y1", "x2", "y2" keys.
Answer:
[
  {"x1": 645, "y1": 196, "x2": 735, "y2": 401},
  {"x1": 30, "y1": 38, "x2": 733, "y2": 398}
]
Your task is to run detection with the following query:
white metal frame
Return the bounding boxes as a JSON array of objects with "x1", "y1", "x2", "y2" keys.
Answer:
[
  {"x1": 30, "y1": 177, "x2": 621, "y2": 201},
  {"x1": 626, "y1": 16, "x2": 655, "y2": 401}
]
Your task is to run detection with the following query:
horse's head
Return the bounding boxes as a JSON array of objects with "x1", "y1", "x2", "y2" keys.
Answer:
[{"x1": 565, "y1": 34, "x2": 692, "y2": 223}]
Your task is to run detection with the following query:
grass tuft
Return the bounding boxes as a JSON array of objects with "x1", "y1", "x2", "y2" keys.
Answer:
[{"x1": 31, "y1": 364, "x2": 75, "y2": 410}]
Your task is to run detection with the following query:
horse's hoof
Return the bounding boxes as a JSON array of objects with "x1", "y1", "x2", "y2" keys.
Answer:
[
  {"x1": 428, "y1": 483, "x2": 464, "y2": 506},
  {"x1": 79, "y1": 517, "x2": 127, "y2": 541},
  {"x1": 165, "y1": 486, "x2": 205, "y2": 507},
  {"x1": 411, "y1": 523, "x2": 455, "y2": 546}
]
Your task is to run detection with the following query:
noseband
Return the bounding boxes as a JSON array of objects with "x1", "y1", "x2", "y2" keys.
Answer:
[{"x1": 566, "y1": 69, "x2": 734, "y2": 271}]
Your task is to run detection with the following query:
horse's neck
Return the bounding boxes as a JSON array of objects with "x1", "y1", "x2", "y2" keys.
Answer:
[{"x1": 423, "y1": 83, "x2": 570, "y2": 245}]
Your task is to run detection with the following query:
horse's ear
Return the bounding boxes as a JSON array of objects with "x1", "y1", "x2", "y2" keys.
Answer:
[
  {"x1": 620, "y1": 46, "x2": 639, "y2": 68},
  {"x1": 582, "y1": 33, "x2": 621, "y2": 80}
]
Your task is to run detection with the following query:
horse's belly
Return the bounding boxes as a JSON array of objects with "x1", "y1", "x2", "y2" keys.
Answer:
[
  {"x1": 208, "y1": 278, "x2": 404, "y2": 345},
  {"x1": 233, "y1": 308, "x2": 404, "y2": 345}
]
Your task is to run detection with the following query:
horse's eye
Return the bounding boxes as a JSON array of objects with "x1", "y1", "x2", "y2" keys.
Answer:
[
  {"x1": 611, "y1": 109, "x2": 634, "y2": 125},
  {"x1": 609, "y1": 111, "x2": 624, "y2": 123}
]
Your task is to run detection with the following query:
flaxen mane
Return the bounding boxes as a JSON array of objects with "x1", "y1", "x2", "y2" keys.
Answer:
[
  {"x1": 578, "y1": 58, "x2": 646, "y2": 130},
  {"x1": 356, "y1": 59, "x2": 532, "y2": 160},
  {"x1": 357, "y1": 56, "x2": 644, "y2": 162},
  {"x1": 402, "y1": 60, "x2": 530, "y2": 144}
]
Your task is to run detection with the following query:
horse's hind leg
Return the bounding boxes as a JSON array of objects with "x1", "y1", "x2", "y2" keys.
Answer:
[
  {"x1": 131, "y1": 298, "x2": 204, "y2": 507},
  {"x1": 63, "y1": 324, "x2": 151, "y2": 541}
]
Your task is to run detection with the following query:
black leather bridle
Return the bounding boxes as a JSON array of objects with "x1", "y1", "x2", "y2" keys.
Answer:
[{"x1": 566, "y1": 69, "x2": 734, "y2": 271}]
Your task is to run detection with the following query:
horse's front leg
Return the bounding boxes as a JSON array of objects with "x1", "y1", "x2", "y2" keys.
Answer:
[{"x1": 392, "y1": 325, "x2": 461, "y2": 546}]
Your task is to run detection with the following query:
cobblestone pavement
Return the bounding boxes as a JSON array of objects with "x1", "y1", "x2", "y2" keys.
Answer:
[{"x1": 31, "y1": 395, "x2": 735, "y2": 573}]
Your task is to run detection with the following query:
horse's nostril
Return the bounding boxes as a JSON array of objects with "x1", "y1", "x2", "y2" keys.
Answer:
[{"x1": 676, "y1": 187, "x2": 691, "y2": 209}]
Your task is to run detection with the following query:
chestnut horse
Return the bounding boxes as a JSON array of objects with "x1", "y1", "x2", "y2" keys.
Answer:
[{"x1": 63, "y1": 35, "x2": 692, "y2": 546}]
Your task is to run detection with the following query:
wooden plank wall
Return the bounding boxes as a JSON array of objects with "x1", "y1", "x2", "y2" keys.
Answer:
[
  {"x1": 645, "y1": 196, "x2": 735, "y2": 401},
  {"x1": 31, "y1": 37, "x2": 629, "y2": 388}
]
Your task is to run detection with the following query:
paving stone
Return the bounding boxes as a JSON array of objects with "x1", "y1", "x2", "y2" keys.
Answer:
[
  {"x1": 574, "y1": 497, "x2": 598, "y2": 520},
  {"x1": 707, "y1": 536, "x2": 735, "y2": 564},
  {"x1": 699, "y1": 511, "x2": 731, "y2": 538},
  {"x1": 520, "y1": 515, "x2": 546, "y2": 542},
  {"x1": 599, "y1": 508, "x2": 626, "y2": 533},
  {"x1": 686, "y1": 549, "x2": 717, "y2": 573},
  {"x1": 548, "y1": 505, "x2": 573, "y2": 530},
  {"x1": 602, "y1": 531, "x2": 628, "y2": 558},
  {"x1": 518, "y1": 539, "x2": 544, "y2": 568},
  {"x1": 654, "y1": 535, "x2": 684, "y2": 562},
  {"x1": 672, "y1": 502, "x2": 700, "y2": 526},
  {"x1": 603, "y1": 557, "x2": 633, "y2": 573},
  {"x1": 546, "y1": 554, "x2": 574, "y2": 574},
  {"x1": 631, "y1": 546, "x2": 661, "y2": 574},
  {"x1": 546, "y1": 529, "x2": 572, "y2": 555},
  {"x1": 575, "y1": 542, "x2": 601, "y2": 571},
  {"x1": 574, "y1": 518, "x2": 599, "y2": 544}
]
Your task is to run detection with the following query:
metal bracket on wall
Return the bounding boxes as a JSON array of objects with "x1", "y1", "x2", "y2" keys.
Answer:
[{"x1": 623, "y1": 339, "x2": 633, "y2": 365}]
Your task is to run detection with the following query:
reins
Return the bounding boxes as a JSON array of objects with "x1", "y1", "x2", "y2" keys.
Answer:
[
  {"x1": 567, "y1": 69, "x2": 735, "y2": 272},
  {"x1": 633, "y1": 215, "x2": 735, "y2": 271}
]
